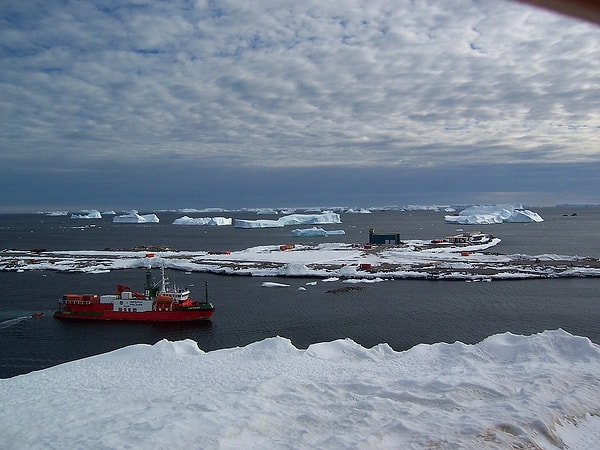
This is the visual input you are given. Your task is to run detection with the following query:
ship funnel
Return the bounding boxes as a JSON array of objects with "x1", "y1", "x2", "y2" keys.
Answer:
[{"x1": 145, "y1": 253, "x2": 154, "y2": 269}]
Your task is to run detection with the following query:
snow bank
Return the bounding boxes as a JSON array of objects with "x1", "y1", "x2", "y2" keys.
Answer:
[
  {"x1": 172, "y1": 216, "x2": 232, "y2": 226},
  {"x1": 291, "y1": 227, "x2": 346, "y2": 237},
  {"x1": 235, "y1": 212, "x2": 341, "y2": 229},
  {"x1": 1, "y1": 330, "x2": 599, "y2": 449},
  {"x1": 445, "y1": 205, "x2": 544, "y2": 225},
  {"x1": 113, "y1": 211, "x2": 160, "y2": 223},
  {"x1": 70, "y1": 209, "x2": 102, "y2": 219}
]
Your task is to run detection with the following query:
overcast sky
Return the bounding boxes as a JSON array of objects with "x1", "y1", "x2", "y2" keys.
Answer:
[{"x1": 1, "y1": 0, "x2": 599, "y2": 212}]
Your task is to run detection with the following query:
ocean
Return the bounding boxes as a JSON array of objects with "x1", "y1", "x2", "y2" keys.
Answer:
[{"x1": 1, "y1": 207, "x2": 599, "y2": 378}]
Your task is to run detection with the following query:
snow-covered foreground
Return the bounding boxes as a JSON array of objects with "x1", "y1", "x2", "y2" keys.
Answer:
[
  {"x1": 1, "y1": 330, "x2": 599, "y2": 449},
  {"x1": 3, "y1": 238, "x2": 600, "y2": 280}
]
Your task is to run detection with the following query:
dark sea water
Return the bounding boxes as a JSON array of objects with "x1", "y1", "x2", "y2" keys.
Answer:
[{"x1": 1, "y1": 207, "x2": 599, "y2": 378}]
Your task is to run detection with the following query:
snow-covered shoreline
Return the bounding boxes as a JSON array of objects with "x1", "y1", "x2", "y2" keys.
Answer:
[{"x1": 2, "y1": 238, "x2": 600, "y2": 280}]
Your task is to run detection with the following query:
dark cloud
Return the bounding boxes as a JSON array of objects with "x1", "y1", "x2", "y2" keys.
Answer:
[
  {"x1": 1, "y1": 0, "x2": 599, "y2": 210},
  {"x1": 2, "y1": 158, "x2": 599, "y2": 212}
]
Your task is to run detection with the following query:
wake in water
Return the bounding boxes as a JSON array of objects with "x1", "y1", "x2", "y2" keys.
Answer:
[
  {"x1": 0, "y1": 316, "x2": 30, "y2": 329},
  {"x1": 0, "y1": 313, "x2": 43, "y2": 329}
]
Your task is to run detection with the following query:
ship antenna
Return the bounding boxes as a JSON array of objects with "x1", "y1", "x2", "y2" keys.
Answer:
[{"x1": 205, "y1": 280, "x2": 209, "y2": 303}]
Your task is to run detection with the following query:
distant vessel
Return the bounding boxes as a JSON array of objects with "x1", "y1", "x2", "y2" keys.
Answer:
[{"x1": 54, "y1": 263, "x2": 214, "y2": 322}]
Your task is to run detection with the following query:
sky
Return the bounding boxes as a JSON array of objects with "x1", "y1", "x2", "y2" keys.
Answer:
[{"x1": 1, "y1": 0, "x2": 599, "y2": 212}]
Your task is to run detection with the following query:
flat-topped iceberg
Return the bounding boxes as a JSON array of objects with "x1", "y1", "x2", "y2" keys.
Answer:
[
  {"x1": 235, "y1": 212, "x2": 341, "y2": 229},
  {"x1": 445, "y1": 205, "x2": 543, "y2": 225},
  {"x1": 70, "y1": 209, "x2": 102, "y2": 219},
  {"x1": 173, "y1": 216, "x2": 232, "y2": 226},
  {"x1": 113, "y1": 211, "x2": 160, "y2": 224},
  {"x1": 291, "y1": 227, "x2": 346, "y2": 237}
]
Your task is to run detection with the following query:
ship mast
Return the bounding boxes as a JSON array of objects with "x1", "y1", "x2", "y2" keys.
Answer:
[
  {"x1": 160, "y1": 265, "x2": 168, "y2": 293},
  {"x1": 144, "y1": 253, "x2": 160, "y2": 299}
]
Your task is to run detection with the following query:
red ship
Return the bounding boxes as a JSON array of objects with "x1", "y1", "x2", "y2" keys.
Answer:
[{"x1": 54, "y1": 266, "x2": 214, "y2": 322}]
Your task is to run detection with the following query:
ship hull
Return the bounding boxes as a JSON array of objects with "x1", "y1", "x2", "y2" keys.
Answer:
[{"x1": 54, "y1": 308, "x2": 213, "y2": 322}]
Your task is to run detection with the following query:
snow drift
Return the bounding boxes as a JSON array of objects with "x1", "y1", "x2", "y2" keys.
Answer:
[{"x1": 1, "y1": 330, "x2": 598, "y2": 449}]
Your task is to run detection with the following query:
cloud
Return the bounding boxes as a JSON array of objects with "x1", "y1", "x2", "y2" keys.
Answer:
[{"x1": 1, "y1": 0, "x2": 599, "y2": 210}]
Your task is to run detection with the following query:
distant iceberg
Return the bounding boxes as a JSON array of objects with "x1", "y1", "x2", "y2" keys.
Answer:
[
  {"x1": 291, "y1": 227, "x2": 346, "y2": 237},
  {"x1": 345, "y1": 208, "x2": 371, "y2": 214},
  {"x1": 173, "y1": 216, "x2": 232, "y2": 226},
  {"x1": 113, "y1": 211, "x2": 159, "y2": 224},
  {"x1": 445, "y1": 205, "x2": 543, "y2": 225},
  {"x1": 235, "y1": 212, "x2": 342, "y2": 229},
  {"x1": 176, "y1": 208, "x2": 228, "y2": 214},
  {"x1": 255, "y1": 208, "x2": 279, "y2": 215},
  {"x1": 70, "y1": 210, "x2": 102, "y2": 219}
]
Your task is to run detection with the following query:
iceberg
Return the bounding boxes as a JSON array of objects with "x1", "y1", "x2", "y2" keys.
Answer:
[
  {"x1": 291, "y1": 227, "x2": 346, "y2": 237},
  {"x1": 445, "y1": 205, "x2": 543, "y2": 225},
  {"x1": 255, "y1": 208, "x2": 279, "y2": 214},
  {"x1": 70, "y1": 209, "x2": 102, "y2": 219},
  {"x1": 172, "y1": 216, "x2": 232, "y2": 226},
  {"x1": 234, "y1": 218, "x2": 282, "y2": 228},
  {"x1": 235, "y1": 212, "x2": 341, "y2": 229},
  {"x1": 345, "y1": 208, "x2": 372, "y2": 214},
  {"x1": 113, "y1": 211, "x2": 160, "y2": 224}
]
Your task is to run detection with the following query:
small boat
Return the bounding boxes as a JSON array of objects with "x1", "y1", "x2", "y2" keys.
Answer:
[
  {"x1": 54, "y1": 265, "x2": 214, "y2": 322},
  {"x1": 31, "y1": 312, "x2": 44, "y2": 318}
]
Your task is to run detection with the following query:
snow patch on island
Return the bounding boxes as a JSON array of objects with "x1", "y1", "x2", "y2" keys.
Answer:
[{"x1": 445, "y1": 205, "x2": 543, "y2": 225}]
